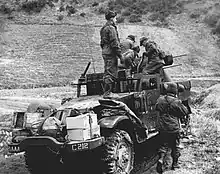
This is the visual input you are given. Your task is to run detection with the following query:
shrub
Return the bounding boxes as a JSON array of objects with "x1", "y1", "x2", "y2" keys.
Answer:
[
  {"x1": 204, "y1": 10, "x2": 220, "y2": 27},
  {"x1": 97, "y1": 5, "x2": 107, "y2": 14},
  {"x1": 21, "y1": 0, "x2": 48, "y2": 13},
  {"x1": 128, "y1": 14, "x2": 142, "y2": 23},
  {"x1": 121, "y1": 8, "x2": 131, "y2": 16},
  {"x1": 92, "y1": 2, "x2": 99, "y2": 7},
  {"x1": 0, "y1": 3, "x2": 14, "y2": 15},
  {"x1": 116, "y1": 16, "x2": 125, "y2": 23},
  {"x1": 66, "y1": 5, "x2": 77, "y2": 15},
  {"x1": 57, "y1": 15, "x2": 64, "y2": 21},
  {"x1": 189, "y1": 11, "x2": 201, "y2": 19}
]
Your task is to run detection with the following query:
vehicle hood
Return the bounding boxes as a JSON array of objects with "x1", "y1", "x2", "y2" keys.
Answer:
[{"x1": 57, "y1": 95, "x2": 102, "y2": 111}]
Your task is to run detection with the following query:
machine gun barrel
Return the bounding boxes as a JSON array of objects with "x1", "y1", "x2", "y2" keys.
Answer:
[
  {"x1": 163, "y1": 63, "x2": 182, "y2": 69},
  {"x1": 173, "y1": 54, "x2": 188, "y2": 59}
]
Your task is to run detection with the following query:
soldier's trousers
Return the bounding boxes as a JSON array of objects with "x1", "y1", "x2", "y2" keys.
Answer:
[
  {"x1": 158, "y1": 132, "x2": 181, "y2": 161},
  {"x1": 102, "y1": 55, "x2": 118, "y2": 85}
]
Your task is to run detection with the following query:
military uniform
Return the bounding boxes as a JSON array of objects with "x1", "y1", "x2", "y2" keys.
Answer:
[
  {"x1": 100, "y1": 11, "x2": 122, "y2": 95},
  {"x1": 155, "y1": 82, "x2": 189, "y2": 173},
  {"x1": 139, "y1": 37, "x2": 173, "y2": 82},
  {"x1": 120, "y1": 35, "x2": 135, "y2": 54},
  {"x1": 119, "y1": 46, "x2": 140, "y2": 71}
]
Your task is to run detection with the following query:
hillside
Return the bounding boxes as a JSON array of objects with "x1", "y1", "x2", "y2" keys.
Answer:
[
  {"x1": 0, "y1": 0, "x2": 220, "y2": 174},
  {"x1": 0, "y1": 0, "x2": 220, "y2": 88}
]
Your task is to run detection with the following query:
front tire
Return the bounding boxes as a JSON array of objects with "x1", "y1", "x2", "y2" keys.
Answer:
[{"x1": 102, "y1": 130, "x2": 134, "y2": 174}]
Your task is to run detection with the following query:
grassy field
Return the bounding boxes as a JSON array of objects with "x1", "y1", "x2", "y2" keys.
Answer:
[{"x1": 0, "y1": 23, "x2": 104, "y2": 89}]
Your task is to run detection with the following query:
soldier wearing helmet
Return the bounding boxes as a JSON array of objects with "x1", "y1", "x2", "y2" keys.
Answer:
[
  {"x1": 120, "y1": 34, "x2": 136, "y2": 54},
  {"x1": 138, "y1": 37, "x2": 173, "y2": 82},
  {"x1": 155, "y1": 82, "x2": 189, "y2": 173},
  {"x1": 118, "y1": 46, "x2": 140, "y2": 72},
  {"x1": 100, "y1": 10, "x2": 122, "y2": 98}
]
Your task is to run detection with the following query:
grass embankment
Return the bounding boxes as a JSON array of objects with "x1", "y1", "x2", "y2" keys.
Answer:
[{"x1": 190, "y1": 84, "x2": 220, "y2": 173}]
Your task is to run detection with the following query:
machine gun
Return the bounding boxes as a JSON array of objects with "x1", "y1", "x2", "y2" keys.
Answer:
[{"x1": 76, "y1": 61, "x2": 91, "y2": 97}]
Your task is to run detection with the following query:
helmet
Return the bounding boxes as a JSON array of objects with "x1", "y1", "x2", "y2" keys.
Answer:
[
  {"x1": 178, "y1": 84, "x2": 185, "y2": 93},
  {"x1": 140, "y1": 36, "x2": 148, "y2": 46},
  {"x1": 127, "y1": 35, "x2": 135, "y2": 42},
  {"x1": 164, "y1": 82, "x2": 178, "y2": 95},
  {"x1": 132, "y1": 46, "x2": 140, "y2": 53},
  {"x1": 105, "y1": 10, "x2": 117, "y2": 20}
]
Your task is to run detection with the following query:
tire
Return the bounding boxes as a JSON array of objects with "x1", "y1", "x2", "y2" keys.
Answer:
[
  {"x1": 102, "y1": 129, "x2": 134, "y2": 174},
  {"x1": 25, "y1": 146, "x2": 63, "y2": 174}
]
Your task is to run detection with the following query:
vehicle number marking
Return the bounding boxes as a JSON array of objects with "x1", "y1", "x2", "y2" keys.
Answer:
[
  {"x1": 9, "y1": 145, "x2": 20, "y2": 152},
  {"x1": 72, "y1": 143, "x2": 89, "y2": 151}
]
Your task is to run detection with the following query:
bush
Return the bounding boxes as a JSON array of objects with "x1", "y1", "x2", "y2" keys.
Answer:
[
  {"x1": 57, "y1": 15, "x2": 64, "y2": 21},
  {"x1": 189, "y1": 11, "x2": 201, "y2": 19},
  {"x1": 128, "y1": 14, "x2": 142, "y2": 23},
  {"x1": 116, "y1": 16, "x2": 125, "y2": 23},
  {"x1": 121, "y1": 8, "x2": 131, "y2": 16},
  {"x1": 66, "y1": 5, "x2": 77, "y2": 15},
  {"x1": 0, "y1": 3, "x2": 14, "y2": 15},
  {"x1": 204, "y1": 10, "x2": 220, "y2": 27},
  {"x1": 92, "y1": 2, "x2": 99, "y2": 7},
  {"x1": 97, "y1": 5, "x2": 107, "y2": 14},
  {"x1": 21, "y1": 0, "x2": 48, "y2": 13}
]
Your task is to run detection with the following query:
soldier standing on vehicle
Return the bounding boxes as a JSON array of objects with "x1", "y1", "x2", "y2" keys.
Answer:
[
  {"x1": 138, "y1": 37, "x2": 173, "y2": 82},
  {"x1": 155, "y1": 82, "x2": 189, "y2": 174},
  {"x1": 100, "y1": 10, "x2": 122, "y2": 98},
  {"x1": 120, "y1": 35, "x2": 136, "y2": 54}
]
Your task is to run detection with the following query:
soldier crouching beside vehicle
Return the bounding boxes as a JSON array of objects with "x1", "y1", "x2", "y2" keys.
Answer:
[{"x1": 155, "y1": 82, "x2": 189, "y2": 174}]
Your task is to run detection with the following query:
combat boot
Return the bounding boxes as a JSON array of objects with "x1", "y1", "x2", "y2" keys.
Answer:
[{"x1": 156, "y1": 153, "x2": 165, "y2": 174}]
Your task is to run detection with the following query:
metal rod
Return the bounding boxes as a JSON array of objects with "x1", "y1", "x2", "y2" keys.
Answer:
[{"x1": 163, "y1": 64, "x2": 182, "y2": 69}]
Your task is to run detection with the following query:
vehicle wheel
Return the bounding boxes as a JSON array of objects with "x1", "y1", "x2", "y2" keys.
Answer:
[
  {"x1": 102, "y1": 129, "x2": 134, "y2": 174},
  {"x1": 25, "y1": 146, "x2": 63, "y2": 174}
]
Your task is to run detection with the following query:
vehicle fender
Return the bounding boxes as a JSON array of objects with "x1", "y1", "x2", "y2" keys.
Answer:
[{"x1": 98, "y1": 116, "x2": 129, "y2": 129}]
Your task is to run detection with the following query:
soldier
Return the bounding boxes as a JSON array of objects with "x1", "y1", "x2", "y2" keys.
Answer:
[
  {"x1": 120, "y1": 35, "x2": 136, "y2": 54},
  {"x1": 118, "y1": 46, "x2": 140, "y2": 72},
  {"x1": 155, "y1": 82, "x2": 189, "y2": 174},
  {"x1": 138, "y1": 37, "x2": 173, "y2": 82},
  {"x1": 100, "y1": 10, "x2": 122, "y2": 98}
]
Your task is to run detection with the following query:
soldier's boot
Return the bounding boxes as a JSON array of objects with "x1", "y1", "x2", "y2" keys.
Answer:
[
  {"x1": 171, "y1": 158, "x2": 180, "y2": 170},
  {"x1": 156, "y1": 153, "x2": 165, "y2": 174}
]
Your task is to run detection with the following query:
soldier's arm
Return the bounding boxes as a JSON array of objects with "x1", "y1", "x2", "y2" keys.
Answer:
[
  {"x1": 108, "y1": 26, "x2": 122, "y2": 58},
  {"x1": 174, "y1": 100, "x2": 189, "y2": 119}
]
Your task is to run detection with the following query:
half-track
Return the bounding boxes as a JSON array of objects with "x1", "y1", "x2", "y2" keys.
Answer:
[{"x1": 8, "y1": 62, "x2": 191, "y2": 174}]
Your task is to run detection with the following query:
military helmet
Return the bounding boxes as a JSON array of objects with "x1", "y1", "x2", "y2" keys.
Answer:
[
  {"x1": 132, "y1": 46, "x2": 140, "y2": 53},
  {"x1": 140, "y1": 36, "x2": 148, "y2": 46},
  {"x1": 164, "y1": 82, "x2": 178, "y2": 95},
  {"x1": 127, "y1": 35, "x2": 135, "y2": 42},
  {"x1": 105, "y1": 10, "x2": 117, "y2": 20}
]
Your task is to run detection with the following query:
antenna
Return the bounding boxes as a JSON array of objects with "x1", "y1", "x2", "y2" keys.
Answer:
[{"x1": 82, "y1": 13, "x2": 96, "y2": 73}]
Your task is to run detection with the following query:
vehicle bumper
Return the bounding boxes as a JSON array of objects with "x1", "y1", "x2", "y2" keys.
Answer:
[{"x1": 8, "y1": 136, "x2": 105, "y2": 153}]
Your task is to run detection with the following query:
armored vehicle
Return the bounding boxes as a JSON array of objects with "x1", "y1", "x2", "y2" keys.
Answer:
[{"x1": 8, "y1": 62, "x2": 191, "y2": 174}]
